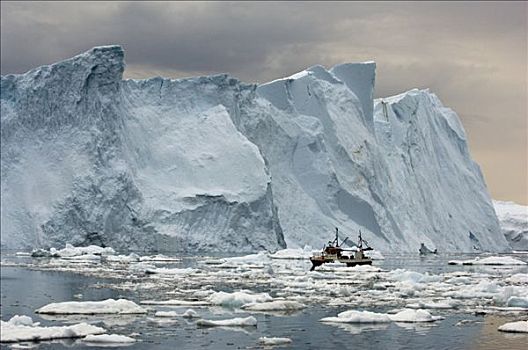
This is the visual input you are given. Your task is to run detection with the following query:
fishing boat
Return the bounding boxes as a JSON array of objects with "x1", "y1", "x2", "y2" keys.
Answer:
[{"x1": 309, "y1": 228, "x2": 373, "y2": 271}]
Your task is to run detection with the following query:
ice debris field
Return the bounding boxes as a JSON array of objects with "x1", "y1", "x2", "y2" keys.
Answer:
[{"x1": 1, "y1": 246, "x2": 527, "y2": 347}]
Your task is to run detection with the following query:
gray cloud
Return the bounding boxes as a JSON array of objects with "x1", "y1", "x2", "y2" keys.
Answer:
[{"x1": 1, "y1": 1, "x2": 526, "y2": 203}]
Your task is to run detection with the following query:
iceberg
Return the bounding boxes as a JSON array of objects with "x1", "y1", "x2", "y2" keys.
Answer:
[
  {"x1": 1, "y1": 45, "x2": 508, "y2": 252},
  {"x1": 493, "y1": 200, "x2": 528, "y2": 251}
]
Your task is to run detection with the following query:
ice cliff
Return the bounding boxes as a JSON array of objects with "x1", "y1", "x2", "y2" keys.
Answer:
[
  {"x1": 0, "y1": 46, "x2": 509, "y2": 252},
  {"x1": 493, "y1": 201, "x2": 528, "y2": 251}
]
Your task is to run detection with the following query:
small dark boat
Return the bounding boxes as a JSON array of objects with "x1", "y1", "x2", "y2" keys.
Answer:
[
  {"x1": 419, "y1": 243, "x2": 437, "y2": 255},
  {"x1": 309, "y1": 228, "x2": 373, "y2": 271}
]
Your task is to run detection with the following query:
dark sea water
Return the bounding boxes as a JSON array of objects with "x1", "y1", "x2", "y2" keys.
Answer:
[{"x1": 1, "y1": 252, "x2": 527, "y2": 350}]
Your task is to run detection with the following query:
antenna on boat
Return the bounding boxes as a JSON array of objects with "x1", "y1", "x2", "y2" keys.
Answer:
[{"x1": 335, "y1": 227, "x2": 339, "y2": 247}]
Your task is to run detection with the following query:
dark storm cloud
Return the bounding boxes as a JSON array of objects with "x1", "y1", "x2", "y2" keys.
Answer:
[{"x1": 1, "y1": 1, "x2": 526, "y2": 203}]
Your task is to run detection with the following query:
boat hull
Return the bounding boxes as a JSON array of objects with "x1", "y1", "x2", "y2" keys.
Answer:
[{"x1": 309, "y1": 256, "x2": 372, "y2": 271}]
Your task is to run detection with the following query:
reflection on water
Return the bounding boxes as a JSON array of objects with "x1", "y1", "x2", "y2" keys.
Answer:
[
  {"x1": 331, "y1": 322, "x2": 389, "y2": 335},
  {"x1": 471, "y1": 315, "x2": 528, "y2": 350},
  {"x1": 393, "y1": 321, "x2": 438, "y2": 333},
  {"x1": 37, "y1": 314, "x2": 144, "y2": 327}
]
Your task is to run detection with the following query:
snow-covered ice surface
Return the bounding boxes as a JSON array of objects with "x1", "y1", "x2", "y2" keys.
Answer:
[
  {"x1": 494, "y1": 201, "x2": 528, "y2": 251},
  {"x1": 207, "y1": 291, "x2": 273, "y2": 307},
  {"x1": 258, "y1": 336, "x2": 292, "y2": 345},
  {"x1": 242, "y1": 300, "x2": 306, "y2": 311},
  {"x1": 82, "y1": 333, "x2": 136, "y2": 344},
  {"x1": 1, "y1": 46, "x2": 508, "y2": 253},
  {"x1": 448, "y1": 256, "x2": 527, "y2": 265},
  {"x1": 498, "y1": 320, "x2": 528, "y2": 333},
  {"x1": 320, "y1": 310, "x2": 392, "y2": 323},
  {"x1": 388, "y1": 309, "x2": 444, "y2": 322},
  {"x1": 36, "y1": 299, "x2": 147, "y2": 314},
  {"x1": 0, "y1": 315, "x2": 106, "y2": 343},
  {"x1": 196, "y1": 316, "x2": 257, "y2": 327}
]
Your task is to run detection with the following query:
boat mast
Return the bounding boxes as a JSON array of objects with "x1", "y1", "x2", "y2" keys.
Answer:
[{"x1": 358, "y1": 230, "x2": 363, "y2": 250}]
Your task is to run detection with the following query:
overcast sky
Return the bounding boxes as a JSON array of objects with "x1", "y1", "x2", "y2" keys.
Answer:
[{"x1": 1, "y1": 1, "x2": 526, "y2": 204}]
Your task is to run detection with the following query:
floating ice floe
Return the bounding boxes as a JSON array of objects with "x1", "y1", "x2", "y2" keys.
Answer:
[
  {"x1": 207, "y1": 291, "x2": 273, "y2": 307},
  {"x1": 448, "y1": 256, "x2": 526, "y2": 266},
  {"x1": 181, "y1": 309, "x2": 199, "y2": 318},
  {"x1": 388, "y1": 269, "x2": 443, "y2": 284},
  {"x1": 506, "y1": 273, "x2": 528, "y2": 284},
  {"x1": 196, "y1": 316, "x2": 257, "y2": 327},
  {"x1": 82, "y1": 334, "x2": 136, "y2": 344},
  {"x1": 36, "y1": 299, "x2": 147, "y2": 314},
  {"x1": 258, "y1": 337, "x2": 293, "y2": 345},
  {"x1": 139, "y1": 254, "x2": 181, "y2": 262},
  {"x1": 128, "y1": 262, "x2": 156, "y2": 272},
  {"x1": 15, "y1": 252, "x2": 31, "y2": 257},
  {"x1": 406, "y1": 300, "x2": 459, "y2": 310},
  {"x1": 506, "y1": 296, "x2": 528, "y2": 308},
  {"x1": 105, "y1": 253, "x2": 140, "y2": 263},
  {"x1": 60, "y1": 254, "x2": 102, "y2": 262},
  {"x1": 388, "y1": 309, "x2": 444, "y2": 322},
  {"x1": 0, "y1": 315, "x2": 105, "y2": 343},
  {"x1": 366, "y1": 250, "x2": 385, "y2": 260},
  {"x1": 141, "y1": 299, "x2": 210, "y2": 306},
  {"x1": 320, "y1": 310, "x2": 392, "y2": 323},
  {"x1": 242, "y1": 300, "x2": 306, "y2": 311},
  {"x1": 497, "y1": 320, "x2": 528, "y2": 333},
  {"x1": 442, "y1": 280, "x2": 500, "y2": 300},
  {"x1": 30, "y1": 244, "x2": 116, "y2": 259},
  {"x1": 153, "y1": 309, "x2": 199, "y2": 318},
  {"x1": 206, "y1": 252, "x2": 271, "y2": 267},
  {"x1": 269, "y1": 247, "x2": 313, "y2": 260}
]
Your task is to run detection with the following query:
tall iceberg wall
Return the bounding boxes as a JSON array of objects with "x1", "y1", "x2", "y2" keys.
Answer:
[
  {"x1": 1, "y1": 46, "x2": 284, "y2": 252},
  {"x1": 0, "y1": 46, "x2": 508, "y2": 252}
]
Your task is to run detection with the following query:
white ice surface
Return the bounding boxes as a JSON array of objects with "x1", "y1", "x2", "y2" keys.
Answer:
[
  {"x1": 141, "y1": 299, "x2": 210, "y2": 306},
  {"x1": 497, "y1": 320, "x2": 528, "y2": 333},
  {"x1": 36, "y1": 299, "x2": 147, "y2": 314},
  {"x1": 207, "y1": 291, "x2": 273, "y2": 307},
  {"x1": 388, "y1": 309, "x2": 444, "y2": 322},
  {"x1": 241, "y1": 300, "x2": 306, "y2": 311},
  {"x1": 82, "y1": 334, "x2": 136, "y2": 343},
  {"x1": 494, "y1": 201, "x2": 528, "y2": 251},
  {"x1": 448, "y1": 256, "x2": 526, "y2": 266},
  {"x1": 196, "y1": 316, "x2": 257, "y2": 327},
  {"x1": 258, "y1": 337, "x2": 293, "y2": 345},
  {"x1": 269, "y1": 247, "x2": 313, "y2": 260},
  {"x1": 182, "y1": 309, "x2": 200, "y2": 318},
  {"x1": 0, "y1": 315, "x2": 105, "y2": 343},
  {"x1": 320, "y1": 310, "x2": 391, "y2": 323}
]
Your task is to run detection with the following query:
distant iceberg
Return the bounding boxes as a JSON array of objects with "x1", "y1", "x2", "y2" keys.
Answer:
[{"x1": 493, "y1": 200, "x2": 528, "y2": 251}]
